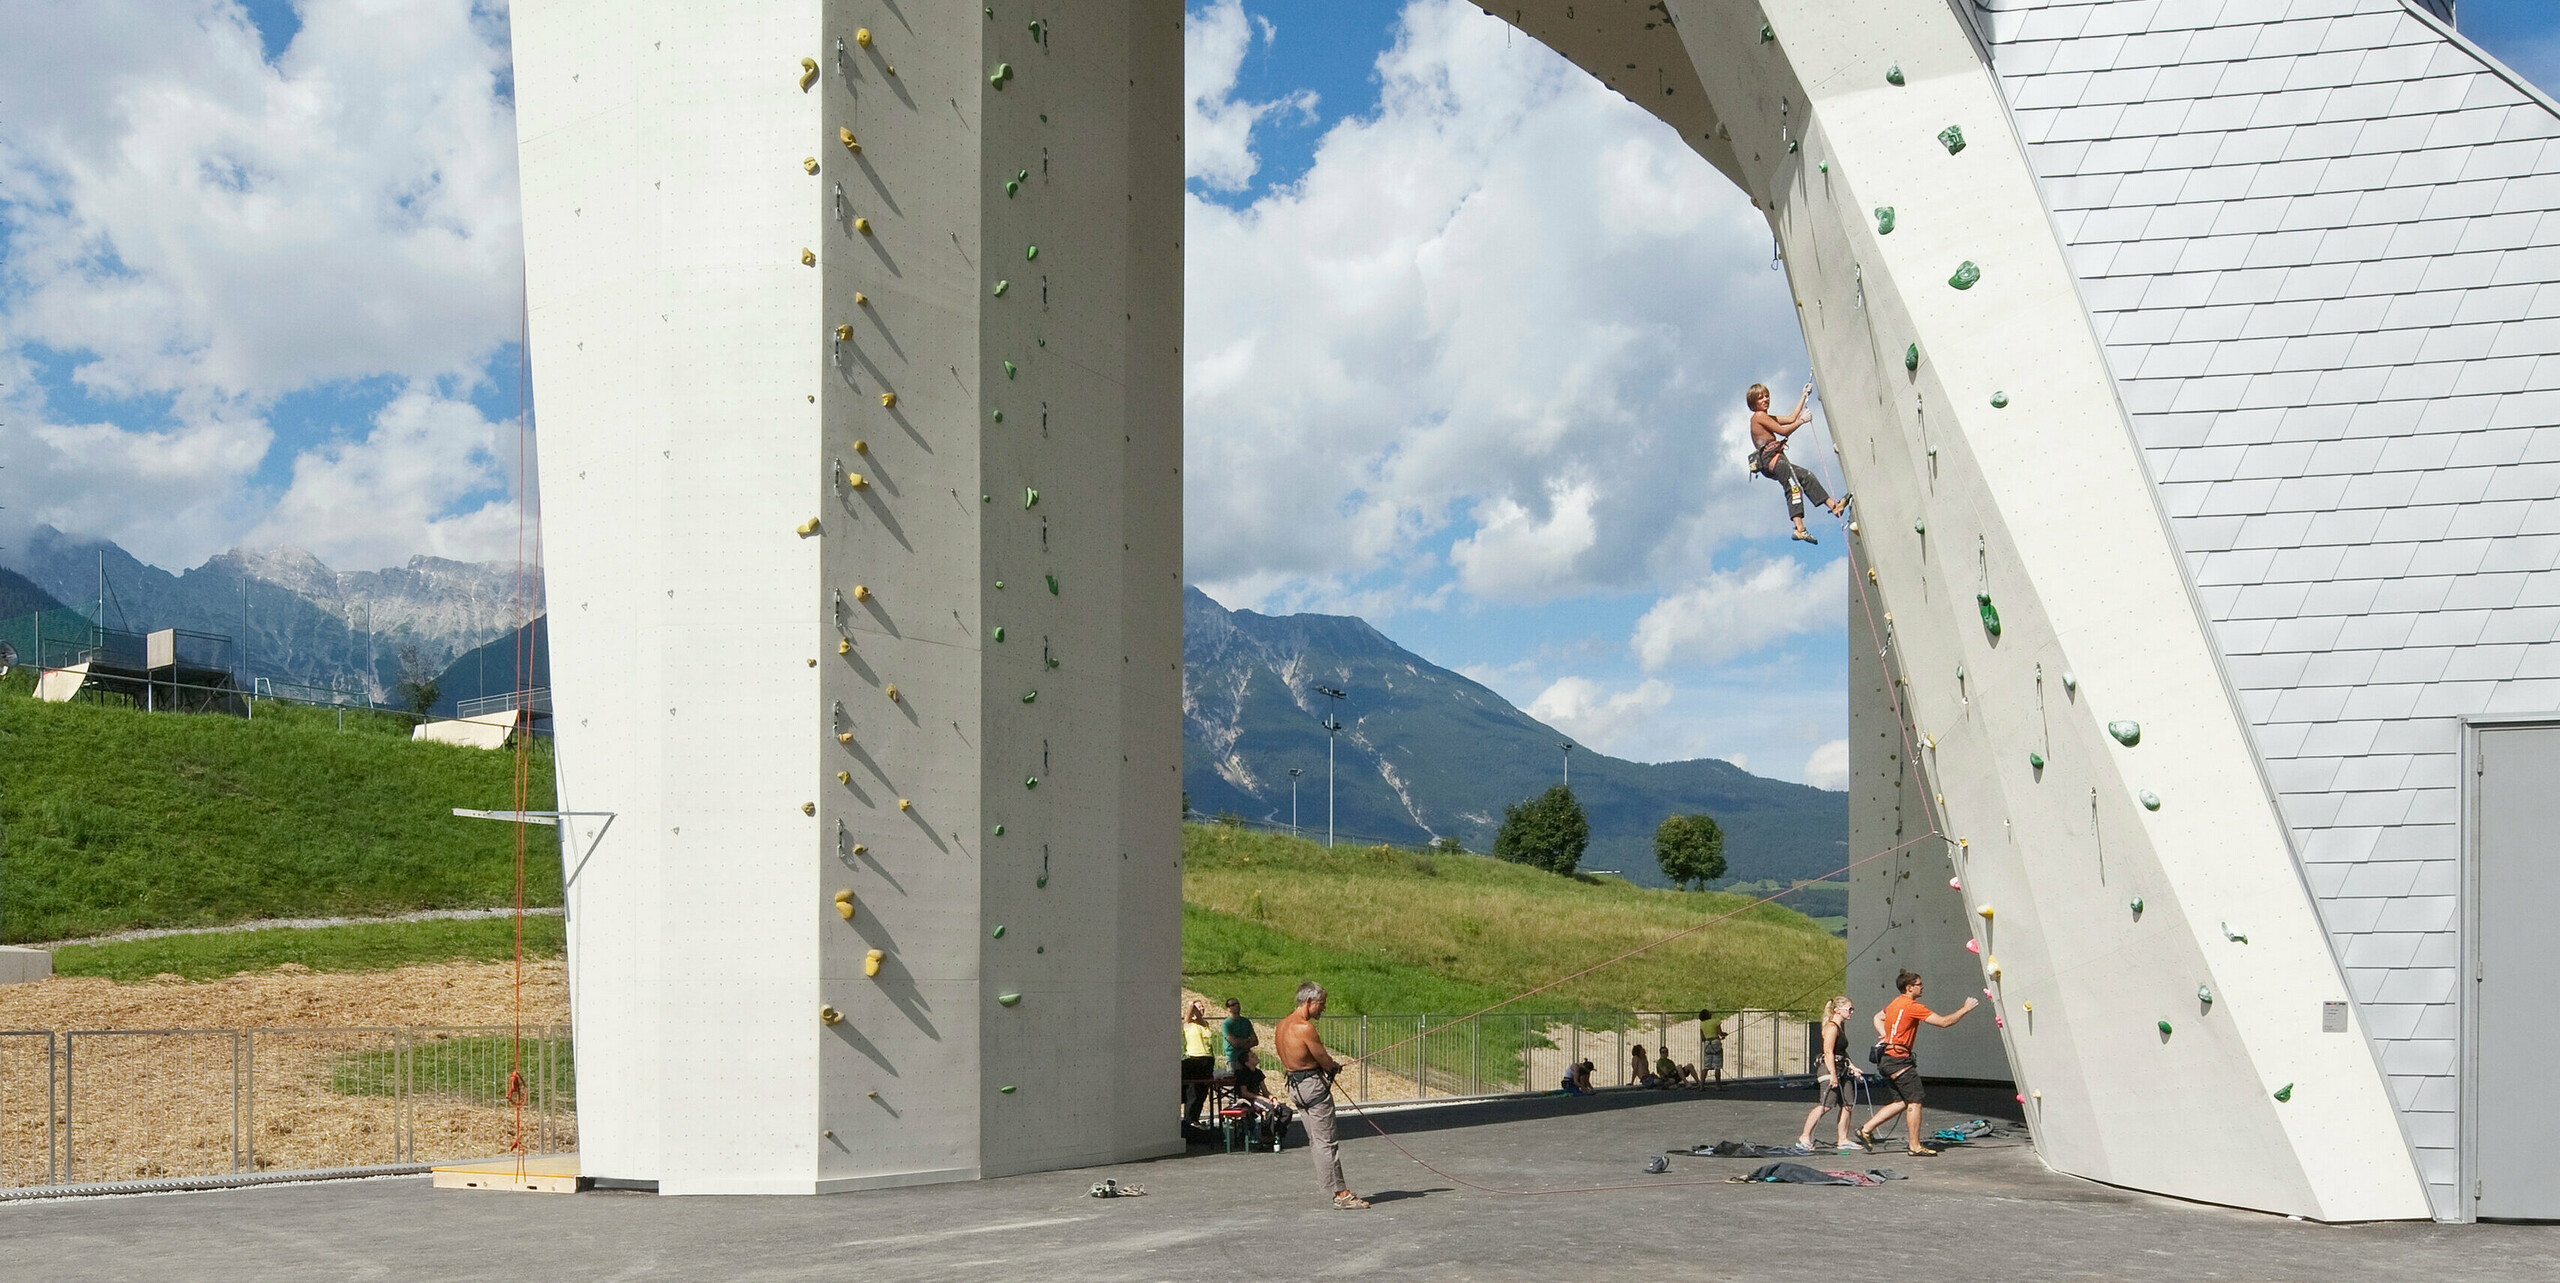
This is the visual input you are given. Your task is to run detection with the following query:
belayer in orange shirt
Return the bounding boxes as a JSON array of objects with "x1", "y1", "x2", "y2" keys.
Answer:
[{"x1": 1855, "y1": 969, "x2": 1978, "y2": 1156}]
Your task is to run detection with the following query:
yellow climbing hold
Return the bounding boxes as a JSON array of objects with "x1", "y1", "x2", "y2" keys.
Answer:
[
  {"x1": 796, "y1": 518, "x2": 820, "y2": 536},
  {"x1": 1977, "y1": 905, "x2": 1994, "y2": 919},
  {"x1": 854, "y1": 292, "x2": 869, "y2": 306},
  {"x1": 879, "y1": 391, "x2": 896, "y2": 408},
  {"x1": 801, "y1": 802, "x2": 816, "y2": 816},
  {"x1": 800, "y1": 58, "x2": 820, "y2": 90},
  {"x1": 837, "y1": 731, "x2": 853, "y2": 744},
  {"x1": 836, "y1": 770, "x2": 850, "y2": 784},
  {"x1": 897, "y1": 797, "x2": 911, "y2": 811},
  {"x1": 802, "y1": 157, "x2": 821, "y2": 174},
  {"x1": 802, "y1": 248, "x2": 816, "y2": 266},
  {"x1": 855, "y1": 27, "x2": 871, "y2": 47},
  {"x1": 852, "y1": 584, "x2": 871, "y2": 601},
  {"x1": 835, "y1": 890, "x2": 856, "y2": 920},
  {"x1": 885, "y1": 684, "x2": 900, "y2": 701},
  {"x1": 836, "y1": 638, "x2": 850, "y2": 655},
  {"x1": 865, "y1": 949, "x2": 883, "y2": 977},
  {"x1": 846, "y1": 473, "x2": 869, "y2": 490},
  {"x1": 855, "y1": 217, "x2": 872, "y2": 235},
  {"x1": 835, "y1": 324, "x2": 853, "y2": 340},
  {"x1": 840, "y1": 126, "x2": 860, "y2": 152},
  {"x1": 820, "y1": 1005, "x2": 844, "y2": 1025},
  {"x1": 853, "y1": 439, "x2": 869, "y2": 453}
]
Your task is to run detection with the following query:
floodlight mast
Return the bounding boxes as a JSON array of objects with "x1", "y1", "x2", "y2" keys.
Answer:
[
  {"x1": 1560, "y1": 741, "x2": 1575, "y2": 788},
  {"x1": 1288, "y1": 767, "x2": 1304, "y2": 835},
  {"x1": 1316, "y1": 686, "x2": 1347, "y2": 848}
]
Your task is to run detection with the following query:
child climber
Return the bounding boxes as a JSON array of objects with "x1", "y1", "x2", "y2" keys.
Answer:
[{"x1": 1748, "y1": 381, "x2": 1846, "y2": 542}]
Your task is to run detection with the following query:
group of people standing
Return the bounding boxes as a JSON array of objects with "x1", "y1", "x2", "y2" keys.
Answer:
[
  {"x1": 1799, "y1": 969, "x2": 1979, "y2": 1156},
  {"x1": 1181, "y1": 987, "x2": 1370, "y2": 1210}
]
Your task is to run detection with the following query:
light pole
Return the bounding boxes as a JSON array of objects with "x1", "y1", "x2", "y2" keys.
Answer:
[
  {"x1": 1316, "y1": 686, "x2": 1347, "y2": 848},
  {"x1": 1560, "y1": 741, "x2": 1575, "y2": 789},
  {"x1": 1288, "y1": 767, "x2": 1304, "y2": 836}
]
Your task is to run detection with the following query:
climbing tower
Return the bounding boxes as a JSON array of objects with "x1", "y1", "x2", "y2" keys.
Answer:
[
  {"x1": 513, "y1": 0, "x2": 1183, "y2": 1191},
  {"x1": 516, "y1": 0, "x2": 2557, "y2": 1220}
]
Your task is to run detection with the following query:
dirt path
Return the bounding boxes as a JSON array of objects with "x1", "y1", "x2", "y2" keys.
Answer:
[{"x1": 29, "y1": 906, "x2": 564, "y2": 950}]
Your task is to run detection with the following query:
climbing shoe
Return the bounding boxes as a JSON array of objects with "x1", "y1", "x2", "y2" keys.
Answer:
[{"x1": 1793, "y1": 530, "x2": 1819, "y2": 544}]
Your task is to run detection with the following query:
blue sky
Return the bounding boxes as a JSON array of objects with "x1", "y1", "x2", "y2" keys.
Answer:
[{"x1": 2, "y1": 0, "x2": 2557, "y2": 785}]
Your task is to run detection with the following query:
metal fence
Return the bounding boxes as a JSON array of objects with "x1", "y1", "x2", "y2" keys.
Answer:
[
  {"x1": 1306, "y1": 1009, "x2": 1820, "y2": 1106},
  {"x1": 1, "y1": 1025, "x2": 571, "y2": 1190}
]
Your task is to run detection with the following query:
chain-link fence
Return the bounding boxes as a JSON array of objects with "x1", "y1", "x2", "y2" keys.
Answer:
[
  {"x1": 1, "y1": 1025, "x2": 570, "y2": 1190},
  {"x1": 1305, "y1": 1009, "x2": 1819, "y2": 1105}
]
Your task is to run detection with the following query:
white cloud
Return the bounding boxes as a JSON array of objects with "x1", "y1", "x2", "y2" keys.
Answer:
[
  {"x1": 1631, "y1": 558, "x2": 1846, "y2": 672},
  {"x1": 0, "y1": 0, "x2": 523, "y2": 568},
  {"x1": 1184, "y1": 0, "x2": 1803, "y2": 611},
  {"x1": 1802, "y1": 738, "x2": 1849, "y2": 790},
  {"x1": 1186, "y1": 0, "x2": 1315, "y2": 192},
  {"x1": 243, "y1": 385, "x2": 523, "y2": 569},
  {"x1": 1526, "y1": 675, "x2": 1675, "y2": 758}
]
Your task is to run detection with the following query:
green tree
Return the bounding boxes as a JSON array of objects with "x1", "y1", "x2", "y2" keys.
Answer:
[
  {"x1": 391, "y1": 645, "x2": 442, "y2": 716},
  {"x1": 1653, "y1": 813, "x2": 1728, "y2": 891},
  {"x1": 1494, "y1": 785, "x2": 1590, "y2": 876}
]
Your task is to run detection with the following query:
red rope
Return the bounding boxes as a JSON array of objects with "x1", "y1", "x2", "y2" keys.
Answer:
[{"x1": 507, "y1": 289, "x2": 534, "y2": 1171}]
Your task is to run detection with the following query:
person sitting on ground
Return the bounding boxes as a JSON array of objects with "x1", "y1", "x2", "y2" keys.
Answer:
[
  {"x1": 1747, "y1": 381, "x2": 1846, "y2": 543},
  {"x1": 1698, "y1": 1009, "x2": 1728, "y2": 1089},
  {"x1": 1796, "y1": 995, "x2": 1866, "y2": 1153},
  {"x1": 1560, "y1": 1060, "x2": 1597, "y2": 1095},
  {"x1": 1630, "y1": 1044, "x2": 1657, "y2": 1087},
  {"x1": 1654, "y1": 1048, "x2": 1697, "y2": 1088}
]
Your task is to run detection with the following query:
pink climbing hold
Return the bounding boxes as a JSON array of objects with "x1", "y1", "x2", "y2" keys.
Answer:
[
  {"x1": 1964, "y1": 939, "x2": 1980, "y2": 954},
  {"x1": 1949, "y1": 877, "x2": 1961, "y2": 890},
  {"x1": 2015, "y1": 1093, "x2": 2026, "y2": 1104},
  {"x1": 1994, "y1": 1015, "x2": 2006, "y2": 1027}
]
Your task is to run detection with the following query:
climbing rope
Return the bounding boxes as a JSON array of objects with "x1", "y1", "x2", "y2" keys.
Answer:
[{"x1": 507, "y1": 289, "x2": 536, "y2": 1174}]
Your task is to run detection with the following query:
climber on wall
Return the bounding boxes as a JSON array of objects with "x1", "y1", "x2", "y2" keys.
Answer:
[{"x1": 1748, "y1": 380, "x2": 1846, "y2": 543}]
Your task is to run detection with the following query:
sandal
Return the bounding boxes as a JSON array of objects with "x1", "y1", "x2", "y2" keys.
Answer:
[
  {"x1": 1906, "y1": 1145, "x2": 1941, "y2": 1158},
  {"x1": 1333, "y1": 1192, "x2": 1372, "y2": 1210},
  {"x1": 1853, "y1": 1129, "x2": 1877, "y2": 1152}
]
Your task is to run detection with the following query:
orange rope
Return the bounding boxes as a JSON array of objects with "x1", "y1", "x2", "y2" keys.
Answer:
[{"x1": 507, "y1": 290, "x2": 534, "y2": 1172}]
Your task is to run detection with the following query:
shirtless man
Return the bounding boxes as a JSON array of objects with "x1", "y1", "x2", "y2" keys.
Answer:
[
  {"x1": 1748, "y1": 381, "x2": 1846, "y2": 543},
  {"x1": 1275, "y1": 981, "x2": 1369, "y2": 1209}
]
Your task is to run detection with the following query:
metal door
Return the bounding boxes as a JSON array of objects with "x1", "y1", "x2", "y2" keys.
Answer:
[{"x1": 2475, "y1": 723, "x2": 2560, "y2": 1219}]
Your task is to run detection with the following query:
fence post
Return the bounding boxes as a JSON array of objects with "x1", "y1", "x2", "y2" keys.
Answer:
[
  {"x1": 61, "y1": 1034, "x2": 73, "y2": 1184},
  {"x1": 48, "y1": 1033, "x2": 61, "y2": 1186},
  {"x1": 1357, "y1": 1017, "x2": 1369, "y2": 1102}
]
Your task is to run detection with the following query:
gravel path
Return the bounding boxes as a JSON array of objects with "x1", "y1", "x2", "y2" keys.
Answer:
[{"x1": 29, "y1": 906, "x2": 565, "y2": 950}]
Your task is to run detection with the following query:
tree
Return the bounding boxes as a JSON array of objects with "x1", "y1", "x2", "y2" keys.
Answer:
[
  {"x1": 1654, "y1": 813, "x2": 1727, "y2": 891},
  {"x1": 392, "y1": 645, "x2": 442, "y2": 716},
  {"x1": 1494, "y1": 785, "x2": 1590, "y2": 876}
]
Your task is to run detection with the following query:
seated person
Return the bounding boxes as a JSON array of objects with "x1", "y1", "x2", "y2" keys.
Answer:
[
  {"x1": 1654, "y1": 1049, "x2": 1698, "y2": 1087},
  {"x1": 1231, "y1": 1051, "x2": 1293, "y2": 1147},
  {"x1": 1630, "y1": 1044, "x2": 1658, "y2": 1087},
  {"x1": 1560, "y1": 1059, "x2": 1597, "y2": 1095}
]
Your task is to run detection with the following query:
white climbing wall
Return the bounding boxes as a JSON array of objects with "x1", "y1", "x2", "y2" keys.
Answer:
[
  {"x1": 514, "y1": 0, "x2": 1182, "y2": 1193},
  {"x1": 1971, "y1": 0, "x2": 2560, "y2": 1221}
]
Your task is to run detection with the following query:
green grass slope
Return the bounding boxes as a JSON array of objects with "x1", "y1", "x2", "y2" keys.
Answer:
[
  {"x1": 0, "y1": 674, "x2": 558, "y2": 942},
  {"x1": 1182, "y1": 824, "x2": 1844, "y2": 1018}
]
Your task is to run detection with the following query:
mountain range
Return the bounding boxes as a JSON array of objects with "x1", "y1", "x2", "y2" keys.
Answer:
[{"x1": 1182, "y1": 588, "x2": 1846, "y2": 889}]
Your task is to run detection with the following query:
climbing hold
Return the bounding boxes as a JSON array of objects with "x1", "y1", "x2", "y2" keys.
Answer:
[
  {"x1": 797, "y1": 518, "x2": 821, "y2": 536},
  {"x1": 992, "y1": 823, "x2": 1004, "y2": 835},
  {"x1": 855, "y1": 217, "x2": 872, "y2": 235},
  {"x1": 1006, "y1": 180, "x2": 1020, "y2": 197},
  {"x1": 2061, "y1": 671, "x2": 2077, "y2": 693},
  {"x1": 992, "y1": 626, "x2": 1005, "y2": 642},
  {"x1": 846, "y1": 473, "x2": 869, "y2": 490},
  {"x1": 2107, "y1": 720, "x2": 2141, "y2": 747},
  {"x1": 840, "y1": 126, "x2": 859, "y2": 152},
  {"x1": 2130, "y1": 897, "x2": 2144, "y2": 916},
  {"x1": 1913, "y1": 518, "x2": 1927, "y2": 535},
  {"x1": 850, "y1": 843, "x2": 867, "y2": 856},
  {"x1": 2157, "y1": 1020, "x2": 2173, "y2": 1037},
  {"x1": 835, "y1": 890, "x2": 855, "y2": 920},
  {"x1": 1028, "y1": 18, "x2": 1043, "y2": 40},
  {"x1": 2022, "y1": 1001, "x2": 2032, "y2": 1013},
  {"x1": 1949, "y1": 261, "x2": 1981, "y2": 290},
  {"x1": 897, "y1": 797, "x2": 911, "y2": 811},
  {"x1": 1004, "y1": 360, "x2": 1016, "y2": 378},
  {"x1": 2222, "y1": 923, "x2": 2248, "y2": 944},
  {"x1": 1024, "y1": 488, "x2": 1039, "y2": 508},
  {"x1": 852, "y1": 584, "x2": 872, "y2": 601},
  {"x1": 865, "y1": 949, "x2": 884, "y2": 978},
  {"x1": 1938, "y1": 125, "x2": 1966, "y2": 154},
  {"x1": 820, "y1": 1005, "x2": 843, "y2": 1025},
  {"x1": 1818, "y1": 162, "x2": 1828, "y2": 174},
  {"x1": 1786, "y1": 139, "x2": 1799, "y2": 154},
  {"x1": 2138, "y1": 790, "x2": 2161, "y2": 811},
  {"x1": 1886, "y1": 65, "x2": 1905, "y2": 86},
  {"x1": 2273, "y1": 1084, "x2": 2293, "y2": 1103},
  {"x1": 1759, "y1": 23, "x2": 1774, "y2": 42},
  {"x1": 836, "y1": 770, "x2": 850, "y2": 784},
  {"x1": 853, "y1": 439, "x2": 869, "y2": 454},
  {"x1": 802, "y1": 157, "x2": 821, "y2": 174},
  {"x1": 854, "y1": 292, "x2": 868, "y2": 307},
  {"x1": 1977, "y1": 593, "x2": 2002, "y2": 637},
  {"x1": 1977, "y1": 905, "x2": 1994, "y2": 919},
  {"x1": 802, "y1": 248, "x2": 816, "y2": 266},
  {"x1": 1846, "y1": 521, "x2": 1859, "y2": 535},
  {"x1": 1000, "y1": 1085, "x2": 1017, "y2": 1094},
  {"x1": 1867, "y1": 568, "x2": 1878, "y2": 583},
  {"x1": 1026, "y1": 245, "x2": 1039, "y2": 260},
  {"x1": 885, "y1": 685, "x2": 900, "y2": 701},
  {"x1": 836, "y1": 731, "x2": 853, "y2": 744},
  {"x1": 998, "y1": 993, "x2": 1022, "y2": 1007},
  {"x1": 2197, "y1": 984, "x2": 2214, "y2": 1006},
  {"x1": 991, "y1": 62, "x2": 1013, "y2": 87},
  {"x1": 1046, "y1": 574, "x2": 1060, "y2": 595},
  {"x1": 1964, "y1": 939, "x2": 1980, "y2": 954},
  {"x1": 1026, "y1": 777, "x2": 1039, "y2": 789},
  {"x1": 1949, "y1": 877, "x2": 1961, "y2": 890},
  {"x1": 1023, "y1": 691, "x2": 1037, "y2": 703},
  {"x1": 2029, "y1": 753, "x2": 2045, "y2": 770},
  {"x1": 802, "y1": 802, "x2": 816, "y2": 816},
  {"x1": 880, "y1": 391, "x2": 897, "y2": 408},
  {"x1": 994, "y1": 580, "x2": 1005, "y2": 589},
  {"x1": 1875, "y1": 207, "x2": 1895, "y2": 236},
  {"x1": 855, "y1": 27, "x2": 871, "y2": 47},
  {"x1": 800, "y1": 57, "x2": 821, "y2": 90},
  {"x1": 1904, "y1": 342, "x2": 1918, "y2": 371},
  {"x1": 1990, "y1": 392, "x2": 2009, "y2": 408},
  {"x1": 1985, "y1": 957, "x2": 2001, "y2": 980},
  {"x1": 1994, "y1": 1015, "x2": 2005, "y2": 1028},
  {"x1": 837, "y1": 638, "x2": 850, "y2": 655},
  {"x1": 834, "y1": 324, "x2": 853, "y2": 341},
  {"x1": 992, "y1": 925, "x2": 1006, "y2": 938},
  {"x1": 993, "y1": 279, "x2": 1009, "y2": 296},
  {"x1": 993, "y1": 410, "x2": 1004, "y2": 422},
  {"x1": 1019, "y1": 169, "x2": 1030, "y2": 181}
]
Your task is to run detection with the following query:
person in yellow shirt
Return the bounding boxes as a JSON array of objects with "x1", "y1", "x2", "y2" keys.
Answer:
[{"x1": 1181, "y1": 999, "x2": 1218, "y2": 1132}]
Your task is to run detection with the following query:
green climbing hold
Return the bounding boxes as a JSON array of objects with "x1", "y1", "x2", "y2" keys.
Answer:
[
  {"x1": 994, "y1": 579, "x2": 1005, "y2": 589},
  {"x1": 1874, "y1": 206, "x2": 1895, "y2": 235},
  {"x1": 2157, "y1": 1020, "x2": 2173, "y2": 1037},
  {"x1": 1786, "y1": 139, "x2": 1799, "y2": 154},
  {"x1": 993, "y1": 279, "x2": 1009, "y2": 296},
  {"x1": 1024, "y1": 488, "x2": 1039, "y2": 508},
  {"x1": 1938, "y1": 124, "x2": 1966, "y2": 154},
  {"x1": 1818, "y1": 161, "x2": 1828, "y2": 173},
  {"x1": 1019, "y1": 169, "x2": 1030, "y2": 181},
  {"x1": 992, "y1": 924, "x2": 1005, "y2": 938},
  {"x1": 1036, "y1": 337, "x2": 1046, "y2": 346},
  {"x1": 1004, "y1": 360, "x2": 1017, "y2": 378},
  {"x1": 2130, "y1": 897, "x2": 2144, "y2": 916},
  {"x1": 1949, "y1": 260, "x2": 1981, "y2": 290},
  {"x1": 1046, "y1": 574, "x2": 1059, "y2": 595},
  {"x1": 1006, "y1": 180, "x2": 1019, "y2": 197},
  {"x1": 992, "y1": 626, "x2": 1005, "y2": 641},
  {"x1": 1026, "y1": 777, "x2": 1039, "y2": 789},
  {"x1": 990, "y1": 62, "x2": 1013, "y2": 88},
  {"x1": 983, "y1": 494, "x2": 993, "y2": 503},
  {"x1": 1913, "y1": 518, "x2": 1926, "y2": 534},
  {"x1": 1904, "y1": 343, "x2": 1919, "y2": 371},
  {"x1": 2273, "y1": 1084, "x2": 2293, "y2": 1103},
  {"x1": 1976, "y1": 592, "x2": 2002, "y2": 637},
  {"x1": 2138, "y1": 789, "x2": 2161, "y2": 811},
  {"x1": 993, "y1": 823, "x2": 1004, "y2": 835},
  {"x1": 1026, "y1": 245, "x2": 1039, "y2": 260},
  {"x1": 1990, "y1": 392, "x2": 2009, "y2": 409},
  {"x1": 2108, "y1": 720, "x2": 2141, "y2": 747},
  {"x1": 2197, "y1": 985, "x2": 2213, "y2": 1006},
  {"x1": 1759, "y1": 24, "x2": 1774, "y2": 42},
  {"x1": 1036, "y1": 873, "x2": 1047, "y2": 888},
  {"x1": 1028, "y1": 19, "x2": 1043, "y2": 40},
  {"x1": 2029, "y1": 752, "x2": 2045, "y2": 770},
  {"x1": 1023, "y1": 690, "x2": 1037, "y2": 703},
  {"x1": 998, "y1": 992, "x2": 1022, "y2": 1007},
  {"x1": 1000, "y1": 1085, "x2": 1017, "y2": 1094},
  {"x1": 1886, "y1": 65, "x2": 1905, "y2": 86},
  {"x1": 993, "y1": 409, "x2": 1005, "y2": 422}
]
